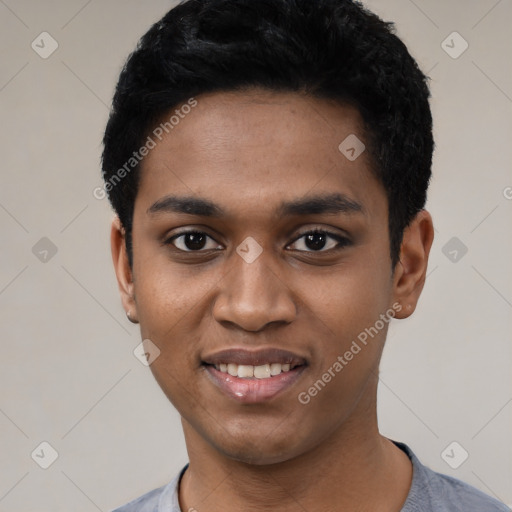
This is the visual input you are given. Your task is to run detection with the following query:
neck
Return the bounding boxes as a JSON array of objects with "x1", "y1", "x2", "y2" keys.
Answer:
[{"x1": 179, "y1": 377, "x2": 412, "y2": 512}]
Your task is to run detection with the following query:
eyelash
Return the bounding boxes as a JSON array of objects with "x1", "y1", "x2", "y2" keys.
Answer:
[{"x1": 164, "y1": 228, "x2": 351, "y2": 253}]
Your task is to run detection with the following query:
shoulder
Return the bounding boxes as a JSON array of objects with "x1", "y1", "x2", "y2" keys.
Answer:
[
  {"x1": 430, "y1": 471, "x2": 510, "y2": 511},
  {"x1": 111, "y1": 484, "x2": 166, "y2": 512},
  {"x1": 110, "y1": 464, "x2": 187, "y2": 512},
  {"x1": 395, "y1": 441, "x2": 510, "y2": 512}
]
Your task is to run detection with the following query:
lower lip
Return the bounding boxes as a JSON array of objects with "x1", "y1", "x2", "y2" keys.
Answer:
[{"x1": 203, "y1": 365, "x2": 306, "y2": 403}]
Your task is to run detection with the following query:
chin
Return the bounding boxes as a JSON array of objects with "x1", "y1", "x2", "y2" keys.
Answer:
[{"x1": 214, "y1": 431, "x2": 307, "y2": 466}]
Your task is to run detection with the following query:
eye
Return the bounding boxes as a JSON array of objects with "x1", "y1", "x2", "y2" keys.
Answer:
[
  {"x1": 164, "y1": 228, "x2": 350, "y2": 254},
  {"x1": 165, "y1": 230, "x2": 222, "y2": 252},
  {"x1": 288, "y1": 229, "x2": 350, "y2": 252}
]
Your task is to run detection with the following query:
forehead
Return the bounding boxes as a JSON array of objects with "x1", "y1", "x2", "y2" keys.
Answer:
[{"x1": 135, "y1": 88, "x2": 385, "y2": 220}]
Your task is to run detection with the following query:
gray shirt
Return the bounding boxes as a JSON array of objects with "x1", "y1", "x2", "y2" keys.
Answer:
[{"x1": 111, "y1": 441, "x2": 510, "y2": 511}]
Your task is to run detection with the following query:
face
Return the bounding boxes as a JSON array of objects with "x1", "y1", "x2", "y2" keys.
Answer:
[{"x1": 111, "y1": 88, "x2": 432, "y2": 465}]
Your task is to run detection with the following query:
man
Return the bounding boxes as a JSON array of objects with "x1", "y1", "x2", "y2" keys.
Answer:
[{"x1": 102, "y1": 0, "x2": 510, "y2": 510}]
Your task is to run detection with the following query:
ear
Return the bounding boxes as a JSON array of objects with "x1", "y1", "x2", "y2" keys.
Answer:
[
  {"x1": 391, "y1": 209, "x2": 434, "y2": 319},
  {"x1": 110, "y1": 215, "x2": 138, "y2": 323}
]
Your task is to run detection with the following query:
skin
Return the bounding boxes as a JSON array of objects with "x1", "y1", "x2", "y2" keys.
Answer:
[{"x1": 111, "y1": 88, "x2": 434, "y2": 511}]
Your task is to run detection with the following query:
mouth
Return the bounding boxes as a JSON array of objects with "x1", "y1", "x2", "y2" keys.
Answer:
[{"x1": 201, "y1": 348, "x2": 308, "y2": 403}]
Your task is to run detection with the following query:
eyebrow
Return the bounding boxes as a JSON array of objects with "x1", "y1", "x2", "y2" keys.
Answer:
[{"x1": 146, "y1": 192, "x2": 364, "y2": 219}]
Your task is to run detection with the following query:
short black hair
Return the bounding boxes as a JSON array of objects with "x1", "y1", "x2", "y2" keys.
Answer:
[{"x1": 101, "y1": 0, "x2": 433, "y2": 269}]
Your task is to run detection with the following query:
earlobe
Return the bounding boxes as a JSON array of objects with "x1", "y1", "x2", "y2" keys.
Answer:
[
  {"x1": 110, "y1": 215, "x2": 139, "y2": 323},
  {"x1": 392, "y1": 210, "x2": 434, "y2": 319}
]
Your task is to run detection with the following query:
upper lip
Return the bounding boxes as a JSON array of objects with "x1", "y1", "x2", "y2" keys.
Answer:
[{"x1": 202, "y1": 347, "x2": 308, "y2": 367}]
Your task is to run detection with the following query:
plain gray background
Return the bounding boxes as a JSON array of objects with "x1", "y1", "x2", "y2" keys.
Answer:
[{"x1": 1, "y1": 0, "x2": 511, "y2": 510}]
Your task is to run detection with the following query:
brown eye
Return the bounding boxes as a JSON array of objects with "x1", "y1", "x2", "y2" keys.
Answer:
[
  {"x1": 166, "y1": 231, "x2": 222, "y2": 252},
  {"x1": 288, "y1": 229, "x2": 350, "y2": 252}
]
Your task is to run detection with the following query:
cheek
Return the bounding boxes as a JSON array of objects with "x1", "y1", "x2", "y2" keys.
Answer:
[
  {"x1": 299, "y1": 257, "x2": 392, "y2": 394},
  {"x1": 310, "y1": 255, "x2": 392, "y2": 337},
  {"x1": 133, "y1": 259, "x2": 213, "y2": 384},
  {"x1": 134, "y1": 248, "x2": 214, "y2": 336}
]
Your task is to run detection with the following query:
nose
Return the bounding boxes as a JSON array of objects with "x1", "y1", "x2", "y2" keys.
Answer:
[{"x1": 212, "y1": 248, "x2": 297, "y2": 332}]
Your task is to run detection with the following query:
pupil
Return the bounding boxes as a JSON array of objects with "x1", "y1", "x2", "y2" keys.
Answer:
[
  {"x1": 186, "y1": 232, "x2": 206, "y2": 250},
  {"x1": 306, "y1": 232, "x2": 326, "y2": 251}
]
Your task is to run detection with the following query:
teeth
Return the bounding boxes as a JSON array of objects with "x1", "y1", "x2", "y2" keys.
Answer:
[
  {"x1": 254, "y1": 364, "x2": 271, "y2": 379},
  {"x1": 237, "y1": 365, "x2": 254, "y2": 378},
  {"x1": 214, "y1": 362, "x2": 295, "y2": 379},
  {"x1": 270, "y1": 363, "x2": 282, "y2": 376}
]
